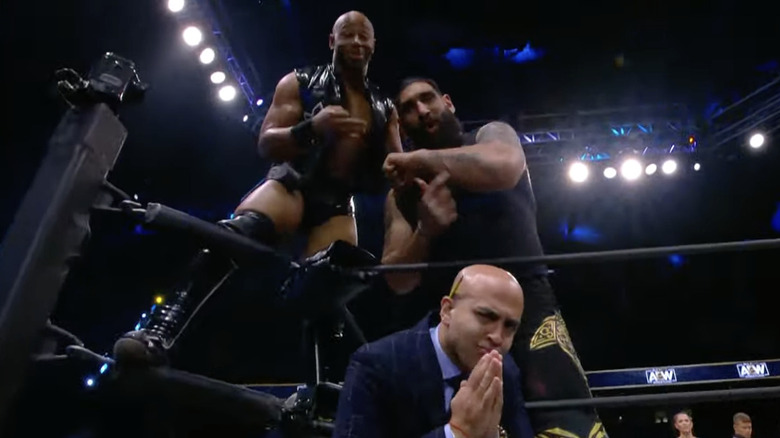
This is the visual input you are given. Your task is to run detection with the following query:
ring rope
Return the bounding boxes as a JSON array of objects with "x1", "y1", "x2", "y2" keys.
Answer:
[{"x1": 351, "y1": 237, "x2": 780, "y2": 274}]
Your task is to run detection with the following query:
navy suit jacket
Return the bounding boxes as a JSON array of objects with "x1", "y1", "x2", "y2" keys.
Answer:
[{"x1": 333, "y1": 313, "x2": 534, "y2": 438}]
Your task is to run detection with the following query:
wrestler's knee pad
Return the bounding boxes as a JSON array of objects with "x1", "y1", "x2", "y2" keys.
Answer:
[
  {"x1": 282, "y1": 240, "x2": 377, "y2": 317},
  {"x1": 219, "y1": 210, "x2": 280, "y2": 246},
  {"x1": 266, "y1": 163, "x2": 303, "y2": 194}
]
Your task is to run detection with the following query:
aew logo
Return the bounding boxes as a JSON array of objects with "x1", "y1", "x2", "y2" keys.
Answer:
[
  {"x1": 737, "y1": 362, "x2": 769, "y2": 379},
  {"x1": 645, "y1": 368, "x2": 677, "y2": 384}
]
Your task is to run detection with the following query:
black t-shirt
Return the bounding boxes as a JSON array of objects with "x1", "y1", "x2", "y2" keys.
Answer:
[{"x1": 395, "y1": 128, "x2": 548, "y2": 313}]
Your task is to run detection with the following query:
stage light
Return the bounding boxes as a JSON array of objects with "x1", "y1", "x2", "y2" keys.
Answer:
[
  {"x1": 210, "y1": 71, "x2": 226, "y2": 84},
  {"x1": 620, "y1": 159, "x2": 642, "y2": 181},
  {"x1": 749, "y1": 133, "x2": 765, "y2": 149},
  {"x1": 603, "y1": 167, "x2": 617, "y2": 179},
  {"x1": 694, "y1": 162, "x2": 701, "y2": 171},
  {"x1": 256, "y1": 98, "x2": 264, "y2": 106},
  {"x1": 85, "y1": 377, "x2": 95, "y2": 388},
  {"x1": 168, "y1": 0, "x2": 185, "y2": 12},
  {"x1": 645, "y1": 163, "x2": 657, "y2": 175},
  {"x1": 154, "y1": 295, "x2": 164, "y2": 305},
  {"x1": 141, "y1": 313, "x2": 147, "y2": 318},
  {"x1": 242, "y1": 114, "x2": 249, "y2": 122},
  {"x1": 661, "y1": 159, "x2": 677, "y2": 175},
  {"x1": 199, "y1": 47, "x2": 215, "y2": 64},
  {"x1": 182, "y1": 26, "x2": 203, "y2": 47},
  {"x1": 100, "y1": 363, "x2": 109, "y2": 374},
  {"x1": 219, "y1": 85, "x2": 237, "y2": 102},
  {"x1": 568, "y1": 162, "x2": 589, "y2": 183}
]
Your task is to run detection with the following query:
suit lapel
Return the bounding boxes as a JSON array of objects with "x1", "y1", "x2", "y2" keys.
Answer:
[{"x1": 408, "y1": 315, "x2": 449, "y2": 428}]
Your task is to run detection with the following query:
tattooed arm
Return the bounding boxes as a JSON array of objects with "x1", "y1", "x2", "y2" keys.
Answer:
[{"x1": 390, "y1": 122, "x2": 527, "y2": 192}]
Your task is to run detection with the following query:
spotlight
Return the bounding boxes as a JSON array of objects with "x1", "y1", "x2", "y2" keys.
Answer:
[
  {"x1": 153, "y1": 295, "x2": 164, "y2": 305},
  {"x1": 568, "y1": 162, "x2": 589, "y2": 183},
  {"x1": 219, "y1": 85, "x2": 237, "y2": 102},
  {"x1": 603, "y1": 167, "x2": 617, "y2": 179},
  {"x1": 749, "y1": 133, "x2": 765, "y2": 149},
  {"x1": 210, "y1": 71, "x2": 226, "y2": 84},
  {"x1": 168, "y1": 0, "x2": 185, "y2": 12},
  {"x1": 694, "y1": 162, "x2": 701, "y2": 171},
  {"x1": 645, "y1": 163, "x2": 657, "y2": 175},
  {"x1": 661, "y1": 159, "x2": 677, "y2": 175},
  {"x1": 620, "y1": 159, "x2": 642, "y2": 181},
  {"x1": 242, "y1": 114, "x2": 249, "y2": 122},
  {"x1": 85, "y1": 377, "x2": 95, "y2": 388},
  {"x1": 199, "y1": 47, "x2": 215, "y2": 64},
  {"x1": 256, "y1": 98, "x2": 264, "y2": 106},
  {"x1": 182, "y1": 26, "x2": 203, "y2": 47}
]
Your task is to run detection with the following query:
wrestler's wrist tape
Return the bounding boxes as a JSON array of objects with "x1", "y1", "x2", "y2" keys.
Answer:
[{"x1": 290, "y1": 119, "x2": 318, "y2": 149}]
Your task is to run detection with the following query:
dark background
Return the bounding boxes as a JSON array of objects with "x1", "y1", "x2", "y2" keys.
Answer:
[{"x1": 2, "y1": 0, "x2": 780, "y2": 436}]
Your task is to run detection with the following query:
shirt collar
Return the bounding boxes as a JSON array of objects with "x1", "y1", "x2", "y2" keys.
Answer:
[{"x1": 429, "y1": 324, "x2": 462, "y2": 381}]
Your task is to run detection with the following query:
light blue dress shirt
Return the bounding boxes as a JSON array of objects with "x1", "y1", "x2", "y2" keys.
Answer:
[{"x1": 430, "y1": 324, "x2": 462, "y2": 438}]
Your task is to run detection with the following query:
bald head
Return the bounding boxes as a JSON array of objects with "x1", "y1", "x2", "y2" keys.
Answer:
[
  {"x1": 439, "y1": 265, "x2": 524, "y2": 371},
  {"x1": 449, "y1": 264, "x2": 523, "y2": 301},
  {"x1": 332, "y1": 11, "x2": 374, "y2": 35},
  {"x1": 329, "y1": 11, "x2": 375, "y2": 73}
]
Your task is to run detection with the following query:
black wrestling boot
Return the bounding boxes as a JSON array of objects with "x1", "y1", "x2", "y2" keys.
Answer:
[{"x1": 113, "y1": 211, "x2": 279, "y2": 367}]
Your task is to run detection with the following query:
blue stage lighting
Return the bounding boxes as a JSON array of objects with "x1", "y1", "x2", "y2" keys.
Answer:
[
  {"x1": 502, "y1": 42, "x2": 544, "y2": 64},
  {"x1": 444, "y1": 48, "x2": 475, "y2": 69},
  {"x1": 772, "y1": 203, "x2": 780, "y2": 233}
]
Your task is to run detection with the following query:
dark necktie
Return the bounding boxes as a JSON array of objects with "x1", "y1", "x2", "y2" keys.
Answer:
[
  {"x1": 447, "y1": 373, "x2": 465, "y2": 389},
  {"x1": 445, "y1": 374, "x2": 466, "y2": 415}
]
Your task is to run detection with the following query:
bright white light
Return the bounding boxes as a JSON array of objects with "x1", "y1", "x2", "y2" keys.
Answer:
[
  {"x1": 199, "y1": 47, "x2": 215, "y2": 64},
  {"x1": 749, "y1": 133, "x2": 765, "y2": 149},
  {"x1": 661, "y1": 159, "x2": 677, "y2": 174},
  {"x1": 620, "y1": 159, "x2": 642, "y2": 181},
  {"x1": 218, "y1": 85, "x2": 237, "y2": 102},
  {"x1": 256, "y1": 98, "x2": 264, "y2": 106},
  {"x1": 182, "y1": 26, "x2": 203, "y2": 47},
  {"x1": 85, "y1": 377, "x2": 95, "y2": 387},
  {"x1": 694, "y1": 162, "x2": 701, "y2": 171},
  {"x1": 210, "y1": 71, "x2": 226, "y2": 84},
  {"x1": 645, "y1": 163, "x2": 657, "y2": 175},
  {"x1": 242, "y1": 115, "x2": 249, "y2": 122},
  {"x1": 603, "y1": 167, "x2": 617, "y2": 179},
  {"x1": 568, "y1": 162, "x2": 589, "y2": 183},
  {"x1": 168, "y1": 0, "x2": 185, "y2": 12}
]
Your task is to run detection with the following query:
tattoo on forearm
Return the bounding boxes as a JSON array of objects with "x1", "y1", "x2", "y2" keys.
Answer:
[{"x1": 451, "y1": 152, "x2": 482, "y2": 165}]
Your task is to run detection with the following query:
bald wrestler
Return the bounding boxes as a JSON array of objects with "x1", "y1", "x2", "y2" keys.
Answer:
[
  {"x1": 333, "y1": 265, "x2": 534, "y2": 438},
  {"x1": 114, "y1": 11, "x2": 403, "y2": 364}
]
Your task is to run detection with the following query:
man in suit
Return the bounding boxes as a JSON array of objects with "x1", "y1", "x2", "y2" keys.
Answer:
[
  {"x1": 333, "y1": 264, "x2": 534, "y2": 438},
  {"x1": 732, "y1": 412, "x2": 753, "y2": 438}
]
